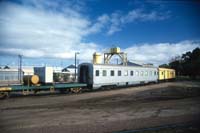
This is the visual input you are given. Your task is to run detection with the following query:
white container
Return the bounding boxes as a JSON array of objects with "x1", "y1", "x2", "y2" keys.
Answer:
[{"x1": 34, "y1": 67, "x2": 53, "y2": 83}]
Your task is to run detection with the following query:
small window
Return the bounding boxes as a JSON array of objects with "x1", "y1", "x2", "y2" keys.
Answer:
[
  {"x1": 118, "y1": 70, "x2": 121, "y2": 76},
  {"x1": 149, "y1": 71, "x2": 152, "y2": 76},
  {"x1": 110, "y1": 70, "x2": 114, "y2": 76},
  {"x1": 96, "y1": 70, "x2": 99, "y2": 76},
  {"x1": 103, "y1": 70, "x2": 107, "y2": 76},
  {"x1": 124, "y1": 70, "x2": 128, "y2": 76},
  {"x1": 145, "y1": 71, "x2": 148, "y2": 76},
  {"x1": 140, "y1": 71, "x2": 144, "y2": 76},
  {"x1": 136, "y1": 71, "x2": 139, "y2": 76},
  {"x1": 130, "y1": 71, "x2": 134, "y2": 76},
  {"x1": 155, "y1": 71, "x2": 157, "y2": 76}
]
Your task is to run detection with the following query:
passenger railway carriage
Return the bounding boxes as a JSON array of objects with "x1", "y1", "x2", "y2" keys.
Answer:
[
  {"x1": 158, "y1": 68, "x2": 176, "y2": 81},
  {"x1": 78, "y1": 63, "x2": 158, "y2": 89}
]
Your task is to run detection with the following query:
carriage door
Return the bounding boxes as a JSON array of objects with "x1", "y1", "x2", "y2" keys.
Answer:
[{"x1": 79, "y1": 65, "x2": 90, "y2": 84}]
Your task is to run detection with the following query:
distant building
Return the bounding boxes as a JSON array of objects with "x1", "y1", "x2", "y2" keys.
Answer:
[
  {"x1": 62, "y1": 64, "x2": 78, "y2": 82},
  {"x1": 142, "y1": 63, "x2": 154, "y2": 67},
  {"x1": 62, "y1": 64, "x2": 76, "y2": 73},
  {"x1": 52, "y1": 67, "x2": 63, "y2": 73},
  {"x1": 22, "y1": 66, "x2": 34, "y2": 75},
  {"x1": 0, "y1": 66, "x2": 34, "y2": 75},
  {"x1": 0, "y1": 65, "x2": 78, "y2": 85},
  {"x1": 0, "y1": 69, "x2": 23, "y2": 86},
  {"x1": 53, "y1": 71, "x2": 74, "y2": 83},
  {"x1": 120, "y1": 61, "x2": 142, "y2": 66},
  {"x1": 4, "y1": 65, "x2": 10, "y2": 69},
  {"x1": 0, "y1": 66, "x2": 64, "y2": 75}
]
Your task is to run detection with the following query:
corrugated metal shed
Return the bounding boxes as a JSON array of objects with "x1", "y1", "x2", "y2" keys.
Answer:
[{"x1": 0, "y1": 69, "x2": 23, "y2": 86}]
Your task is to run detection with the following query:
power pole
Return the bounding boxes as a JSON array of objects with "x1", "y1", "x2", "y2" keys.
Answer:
[
  {"x1": 18, "y1": 55, "x2": 22, "y2": 84},
  {"x1": 74, "y1": 52, "x2": 79, "y2": 82}
]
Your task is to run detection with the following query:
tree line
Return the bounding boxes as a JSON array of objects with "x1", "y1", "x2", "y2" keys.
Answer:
[{"x1": 159, "y1": 47, "x2": 200, "y2": 78}]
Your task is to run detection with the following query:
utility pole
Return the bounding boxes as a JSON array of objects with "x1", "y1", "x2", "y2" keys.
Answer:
[
  {"x1": 18, "y1": 55, "x2": 22, "y2": 84},
  {"x1": 74, "y1": 52, "x2": 79, "y2": 82}
]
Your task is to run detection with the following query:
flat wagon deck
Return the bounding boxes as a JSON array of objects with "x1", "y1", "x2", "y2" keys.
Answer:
[{"x1": 0, "y1": 83, "x2": 87, "y2": 98}]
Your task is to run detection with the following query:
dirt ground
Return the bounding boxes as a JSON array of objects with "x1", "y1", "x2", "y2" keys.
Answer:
[{"x1": 0, "y1": 81, "x2": 200, "y2": 133}]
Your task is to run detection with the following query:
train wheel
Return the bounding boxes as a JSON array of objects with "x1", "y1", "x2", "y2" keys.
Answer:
[
  {"x1": 0, "y1": 92, "x2": 9, "y2": 99},
  {"x1": 59, "y1": 89, "x2": 70, "y2": 94},
  {"x1": 70, "y1": 88, "x2": 82, "y2": 93},
  {"x1": 34, "y1": 90, "x2": 39, "y2": 94},
  {"x1": 22, "y1": 90, "x2": 29, "y2": 95}
]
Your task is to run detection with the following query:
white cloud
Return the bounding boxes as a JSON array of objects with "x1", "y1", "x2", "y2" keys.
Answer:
[
  {"x1": 124, "y1": 40, "x2": 200, "y2": 66},
  {"x1": 0, "y1": 0, "x2": 198, "y2": 67},
  {"x1": 88, "y1": 9, "x2": 168, "y2": 35},
  {"x1": 0, "y1": 1, "x2": 101, "y2": 61},
  {"x1": 125, "y1": 9, "x2": 169, "y2": 22},
  {"x1": 0, "y1": 0, "x2": 171, "y2": 61},
  {"x1": 107, "y1": 12, "x2": 122, "y2": 35},
  {"x1": 107, "y1": 9, "x2": 170, "y2": 35},
  {"x1": 0, "y1": 48, "x2": 45, "y2": 57},
  {"x1": 86, "y1": 14, "x2": 110, "y2": 34}
]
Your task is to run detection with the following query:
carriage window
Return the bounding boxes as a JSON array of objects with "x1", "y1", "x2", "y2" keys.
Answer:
[
  {"x1": 155, "y1": 71, "x2": 157, "y2": 76},
  {"x1": 124, "y1": 70, "x2": 128, "y2": 76},
  {"x1": 103, "y1": 70, "x2": 107, "y2": 76},
  {"x1": 145, "y1": 71, "x2": 148, "y2": 76},
  {"x1": 149, "y1": 71, "x2": 152, "y2": 76},
  {"x1": 118, "y1": 70, "x2": 121, "y2": 76},
  {"x1": 95, "y1": 70, "x2": 99, "y2": 76},
  {"x1": 110, "y1": 70, "x2": 114, "y2": 76},
  {"x1": 140, "y1": 71, "x2": 144, "y2": 76},
  {"x1": 136, "y1": 71, "x2": 139, "y2": 76},
  {"x1": 130, "y1": 71, "x2": 134, "y2": 76}
]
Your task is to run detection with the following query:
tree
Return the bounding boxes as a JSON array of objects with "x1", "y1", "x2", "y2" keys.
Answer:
[
  {"x1": 168, "y1": 47, "x2": 200, "y2": 78},
  {"x1": 181, "y1": 51, "x2": 192, "y2": 76},
  {"x1": 4, "y1": 65, "x2": 10, "y2": 69},
  {"x1": 159, "y1": 64, "x2": 170, "y2": 68},
  {"x1": 190, "y1": 48, "x2": 200, "y2": 78},
  {"x1": 169, "y1": 56, "x2": 183, "y2": 76}
]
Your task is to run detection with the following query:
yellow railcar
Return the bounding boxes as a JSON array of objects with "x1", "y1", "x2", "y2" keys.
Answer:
[{"x1": 159, "y1": 68, "x2": 176, "y2": 80}]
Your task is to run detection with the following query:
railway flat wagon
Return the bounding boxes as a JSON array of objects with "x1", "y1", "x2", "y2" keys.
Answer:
[
  {"x1": 158, "y1": 68, "x2": 176, "y2": 81},
  {"x1": 78, "y1": 63, "x2": 158, "y2": 89},
  {"x1": 0, "y1": 83, "x2": 87, "y2": 99}
]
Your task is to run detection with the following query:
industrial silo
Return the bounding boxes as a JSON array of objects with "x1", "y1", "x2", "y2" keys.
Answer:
[{"x1": 93, "y1": 52, "x2": 102, "y2": 64}]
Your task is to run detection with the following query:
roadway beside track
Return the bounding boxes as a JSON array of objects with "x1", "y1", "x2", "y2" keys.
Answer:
[{"x1": 0, "y1": 81, "x2": 200, "y2": 133}]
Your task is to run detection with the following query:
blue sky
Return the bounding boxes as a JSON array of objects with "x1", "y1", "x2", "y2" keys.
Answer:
[{"x1": 0, "y1": 0, "x2": 200, "y2": 67}]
